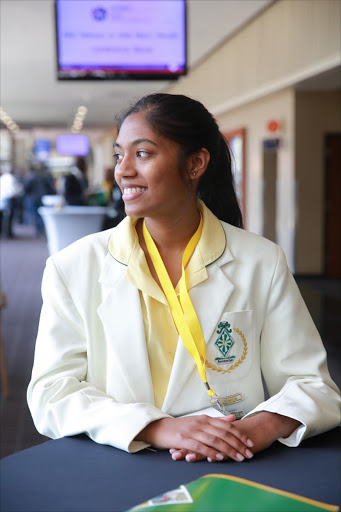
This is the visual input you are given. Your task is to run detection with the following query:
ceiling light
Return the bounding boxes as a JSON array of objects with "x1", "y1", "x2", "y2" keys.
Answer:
[
  {"x1": 0, "y1": 109, "x2": 20, "y2": 132},
  {"x1": 70, "y1": 105, "x2": 87, "y2": 132},
  {"x1": 77, "y1": 106, "x2": 88, "y2": 115}
]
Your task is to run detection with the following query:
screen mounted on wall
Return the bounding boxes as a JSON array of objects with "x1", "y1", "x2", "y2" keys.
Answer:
[
  {"x1": 56, "y1": 135, "x2": 89, "y2": 156},
  {"x1": 55, "y1": 0, "x2": 187, "y2": 80}
]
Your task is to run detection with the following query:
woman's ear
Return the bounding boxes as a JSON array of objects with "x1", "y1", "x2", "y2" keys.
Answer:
[{"x1": 188, "y1": 148, "x2": 210, "y2": 180}]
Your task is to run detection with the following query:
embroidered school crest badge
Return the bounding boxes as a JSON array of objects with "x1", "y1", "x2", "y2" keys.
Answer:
[
  {"x1": 206, "y1": 321, "x2": 248, "y2": 375},
  {"x1": 214, "y1": 321, "x2": 236, "y2": 363}
]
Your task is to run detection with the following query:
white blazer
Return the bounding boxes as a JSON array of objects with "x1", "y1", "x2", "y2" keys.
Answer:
[{"x1": 27, "y1": 215, "x2": 341, "y2": 453}]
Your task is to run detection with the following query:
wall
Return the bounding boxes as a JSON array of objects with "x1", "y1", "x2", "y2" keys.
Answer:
[
  {"x1": 217, "y1": 88, "x2": 296, "y2": 271},
  {"x1": 163, "y1": 0, "x2": 340, "y2": 272},
  {"x1": 166, "y1": 0, "x2": 340, "y2": 114},
  {"x1": 295, "y1": 90, "x2": 341, "y2": 274}
]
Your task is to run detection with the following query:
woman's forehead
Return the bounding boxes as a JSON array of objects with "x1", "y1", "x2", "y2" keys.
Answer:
[
  {"x1": 118, "y1": 112, "x2": 152, "y2": 137},
  {"x1": 116, "y1": 112, "x2": 172, "y2": 148}
]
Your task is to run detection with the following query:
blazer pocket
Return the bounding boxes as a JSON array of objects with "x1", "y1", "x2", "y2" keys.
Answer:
[{"x1": 205, "y1": 310, "x2": 253, "y2": 392}]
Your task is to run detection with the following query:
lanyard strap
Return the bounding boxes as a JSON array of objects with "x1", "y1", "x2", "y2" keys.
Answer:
[{"x1": 143, "y1": 216, "x2": 216, "y2": 398}]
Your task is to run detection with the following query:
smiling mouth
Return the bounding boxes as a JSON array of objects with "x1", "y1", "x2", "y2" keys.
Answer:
[{"x1": 123, "y1": 187, "x2": 147, "y2": 194}]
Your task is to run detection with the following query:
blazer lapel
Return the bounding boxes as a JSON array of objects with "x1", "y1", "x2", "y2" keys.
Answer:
[
  {"x1": 162, "y1": 252, "x2": 235, "y2": 412},
  {"x1": 97, "y1": 253, "x2": 154, "y2": 404}
]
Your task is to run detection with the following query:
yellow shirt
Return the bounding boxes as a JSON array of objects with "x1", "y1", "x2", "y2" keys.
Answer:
[{"x1": 108, "y1": 202, "x2": 226, "y2": 408}]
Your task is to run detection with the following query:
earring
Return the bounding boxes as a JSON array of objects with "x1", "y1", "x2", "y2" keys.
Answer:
[{"x1": 192, "y1": 171, "x2": 197, "y2": 176}]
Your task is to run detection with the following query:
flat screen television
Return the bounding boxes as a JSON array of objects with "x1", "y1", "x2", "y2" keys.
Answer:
[
  {"x1": 55, "y1": 0, "x2": 187, "y2": 80},
  {"x1": 56, "y1": 134, "x2": 89, "y2": 156}
]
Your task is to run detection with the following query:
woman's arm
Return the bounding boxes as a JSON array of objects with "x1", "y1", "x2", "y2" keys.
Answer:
[
  {"x1": 250, "y1": 246, "x2": 340, "y2": 446},
  {"x1": 164, "y1": 246, "x2": 339, "y2": 462},
  {"x1": 27, "y1": 258, "x2": 170, "y2": 453}
]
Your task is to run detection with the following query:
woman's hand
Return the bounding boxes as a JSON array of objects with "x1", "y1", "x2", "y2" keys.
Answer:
[
  {"x1": 230, "y1": 412, "x2": 302, "y2": 453},
  {"x1": 134, "y1": 414, "x2": 254, "y2": 463},
  {"x1": 169, "y1": 414, "x2": 236, "y2": 462},
  {"x1": 168, "y1": 412, "x2": 302, "y2": 462}
]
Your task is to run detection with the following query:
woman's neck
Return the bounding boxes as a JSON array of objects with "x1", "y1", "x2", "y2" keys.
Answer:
[
  {"x1": 136, "y1": 203, "x2": 201, "y2": 288},
  {"x1": 142, "y1": 206, "x2": 201, "y2": 252}
]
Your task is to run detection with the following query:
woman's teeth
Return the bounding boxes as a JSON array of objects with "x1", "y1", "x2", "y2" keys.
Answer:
[{"x1": 123, "y1": 187, "x2": 147, "y2": 194}]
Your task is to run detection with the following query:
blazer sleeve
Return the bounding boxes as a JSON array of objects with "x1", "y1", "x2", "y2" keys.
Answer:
[
  {"x1": 27, "y1": 258, "x2": 170, "y2": 453},
  {"x1": 243, "y1": 246, "x2": 341, "y2": 446}
]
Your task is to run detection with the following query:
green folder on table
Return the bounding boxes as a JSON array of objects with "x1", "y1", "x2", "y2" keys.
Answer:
[{"x1": 128, "y1": 474, "x2": 339, "y2": 512}]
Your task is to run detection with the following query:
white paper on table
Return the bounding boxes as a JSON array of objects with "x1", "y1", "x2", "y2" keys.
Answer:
[{"x1": 180, "y1": 406, "x2": 224, "y2": 418}]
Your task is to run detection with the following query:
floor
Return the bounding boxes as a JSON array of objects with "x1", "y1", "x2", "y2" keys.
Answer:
[
  {"x1": 0, "y1": 222, "x2": 340, "y2": 459},
  {"x1": 1, "y1": 224, "x2": 50, "y2": 458}
]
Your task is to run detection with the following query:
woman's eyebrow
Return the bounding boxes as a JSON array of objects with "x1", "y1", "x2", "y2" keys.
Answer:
[{"x1": 113, "y1": 138, "x2": 158, "y2": 148}]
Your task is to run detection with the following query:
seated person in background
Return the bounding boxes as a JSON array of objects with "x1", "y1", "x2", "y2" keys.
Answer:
[{"x1": 27, "y1": 93, "x2": 340, "y2": 463}]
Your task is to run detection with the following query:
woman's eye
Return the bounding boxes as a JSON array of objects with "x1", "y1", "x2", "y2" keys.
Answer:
[
  {"x1": 113, "y1": 153, "x2": 123, "y2": 162},
  {"x1": 137, "y1": 150, "x2": 148, "y2": 158}
]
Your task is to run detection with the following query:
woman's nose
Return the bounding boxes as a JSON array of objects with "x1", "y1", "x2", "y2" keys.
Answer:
[{"x1": 115, "y1": 155, "x2": 137, "y2": 178}]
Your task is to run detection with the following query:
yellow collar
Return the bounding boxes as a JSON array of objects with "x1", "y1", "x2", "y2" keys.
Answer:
[{"x1": 108, "y1": 201, "x2": 226, "y2": 303}]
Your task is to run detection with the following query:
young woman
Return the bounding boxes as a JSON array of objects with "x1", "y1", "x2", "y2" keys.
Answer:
[{"x1": 27, "y1": 94, "x2": 340, "y2": 463}]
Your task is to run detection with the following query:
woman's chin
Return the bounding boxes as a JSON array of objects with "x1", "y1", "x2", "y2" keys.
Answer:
[{"x1": 123, "y1": 203, "x2": 146, "y2": 218}]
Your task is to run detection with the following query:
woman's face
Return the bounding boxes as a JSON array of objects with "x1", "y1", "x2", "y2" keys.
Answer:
[{"x1": 114, "y1": 112, "x2": 194, "y2": 220}]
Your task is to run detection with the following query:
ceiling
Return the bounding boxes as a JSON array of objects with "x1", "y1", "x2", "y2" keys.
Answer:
[{"x1": 0, "y1": 0, "x2": 272, "y2": 130}]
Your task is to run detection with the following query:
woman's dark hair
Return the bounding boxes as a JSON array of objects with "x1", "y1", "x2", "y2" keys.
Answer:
[{"x1": 115, "y1": 93, "x2": 243, "y2": 228}]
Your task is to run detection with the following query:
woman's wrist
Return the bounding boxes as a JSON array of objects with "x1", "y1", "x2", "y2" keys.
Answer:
[
  {"x1": 273, "y1": 413, "x2": 302, "y2": 439},
  {"x1": 134, "y1": 418, "x2": 170, "y2": 445},
  {"x1": 134, "y1": 420, "x2": 156, "y2": 444},
  {"x1": 258, "y1": 411, "x2": 301, "y2": 440}
]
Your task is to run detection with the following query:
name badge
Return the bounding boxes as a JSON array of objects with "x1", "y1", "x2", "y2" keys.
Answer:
[{"x1": 211, "y1": 393, "x2": 245, "y2": 418}]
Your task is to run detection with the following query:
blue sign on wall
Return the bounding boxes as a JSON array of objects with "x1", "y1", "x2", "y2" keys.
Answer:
[{"x1": 34, "y1": 139, "x2": 51, "y2": 161}]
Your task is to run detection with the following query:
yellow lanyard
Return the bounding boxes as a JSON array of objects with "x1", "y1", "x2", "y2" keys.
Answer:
[{"x1": 143, "y1": 216, "x2": 216, "y2": 398}]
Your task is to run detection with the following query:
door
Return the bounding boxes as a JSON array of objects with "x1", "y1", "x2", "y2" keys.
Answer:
[{"x1": 262, "y1": 140, "x2": 278, "y2": 243}]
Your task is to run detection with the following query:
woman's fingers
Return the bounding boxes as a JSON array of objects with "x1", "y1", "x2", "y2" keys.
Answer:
[
  {"x1": 211, "y1": 416, "x2": 255, "y2": 449},
  {"x1": 169, "y1": 448, "x2": 205, "y2": 462},
  {"x1": 185, "y1": 452, "x2": 206, "y2": 462},
  {"x1": 185, "y1": 425, "x2": 253, "y2": 462},
  {"x1": 173, "y1": 416, "x2": 254, "y2": 462},
  {"x1": 169, "y1": 448, "x2": 187, "y2": 460},
  {"x1": 169, "y1": 416, "x2": 237, "y2": 462},
  {"x1": 183, "y1": 415, "x2": 254, "y2": 462},
  {"x1": 208, "y1": 419, "x2": 255, "y2": 460},
  {"x1": 219, "y1": 414, "x2": 236, "y2": 422}
]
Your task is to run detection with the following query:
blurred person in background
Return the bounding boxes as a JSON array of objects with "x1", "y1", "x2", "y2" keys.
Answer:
[
  {"x1": 60, "y1": 156, "x2": 88, "y2": 206},
  {"x1": 100, "y1": 168, "x2": 125, "y2": 230},
  {"x1": 24, "y1": 163, "x2": 56, "y2": 237},
  {"x1": 102, "y1": 167, "x2": 115, "y2": 204},
  {"x1": 0, "y1": 168, "x2": 24, "y2": 238}
]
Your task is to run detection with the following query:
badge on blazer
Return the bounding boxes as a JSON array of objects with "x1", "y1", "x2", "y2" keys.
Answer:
[
  {"x1": 214, "y1": 321, "x2": 236, "y2": 363},
  {"x1": 206, "y1": 321, "x2": 248, "y2": 374},
  {"x1": 210, "y1": 393, "x2": 245, "y2": 418}
]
